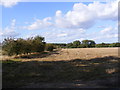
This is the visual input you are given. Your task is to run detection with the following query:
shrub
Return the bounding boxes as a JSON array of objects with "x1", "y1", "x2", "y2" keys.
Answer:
[
  {"x1": 78, "y1": 44, "x2": 86, "y2": 48},
  {"x1": 45, "y1": 44, "x2": 54, "y2": 51},
  {"x1": 66, "y1": 43, "x2": 73, "y2": 48},
  {"x1": 95, "y1": 43, "x2": 110, "y2": 47},
  {"x1": 109, "y1": 43, "x2": 120, "y2": 47},
  {"x1": 2, "y1": 36, "x2": 46, "y2": 56}
]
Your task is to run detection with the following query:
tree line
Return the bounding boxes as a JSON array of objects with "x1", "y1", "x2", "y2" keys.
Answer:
[
  {"x1": 2, "y1": 36, "x2": 120, "y2": 56},
  {"x1": 66, "y1": 40, "x2": 95, "y2": 48},
  {"x1": 66, "y1": 40, "x2": 120, "y2": 48},
  {"x1": 53, "y1": 40, "x2": 120, "y2": 48}
]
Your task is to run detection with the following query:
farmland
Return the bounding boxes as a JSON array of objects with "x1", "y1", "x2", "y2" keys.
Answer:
[{"x1": 2, "y1": 48, "x2": 120, "y2": 88}]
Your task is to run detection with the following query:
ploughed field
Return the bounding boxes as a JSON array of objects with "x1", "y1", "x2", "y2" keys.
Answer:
[{"x1": 2, "y1": 48, "x2": 120, "y2": 88}]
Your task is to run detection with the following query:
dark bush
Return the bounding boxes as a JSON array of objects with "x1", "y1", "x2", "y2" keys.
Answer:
[
  {"x1": 45, "y1": 44, "x2": 54, "y2": 51},
  {"x1": 2, "y1": 36, "x2": 46, "y2": 56}
]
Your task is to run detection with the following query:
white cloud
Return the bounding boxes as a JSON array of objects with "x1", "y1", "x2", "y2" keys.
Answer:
[
  {"x1": 55, "y1": 9, "x2": 96, "y2": 29},
  {"x1": 93, "y1": 33, "x2": 118, "y2": 42},
  {"x1": 1, "y1": 1, "x2": 118, "y2": 43},
  {"x1": 100, "y1": 27, "x2": 113, "y2": 34},
  {"x1": 0, "y1": 0, "x2": 20, "y2": 7},
  {"x1": 97, "y1": 26, "x2": 105, "y2": 28},
  {"x1": 1, "y1": 19, "x2": 19, "y2": 37},
  {"x1": 55, "y1": 10, "x2": 62, "y2": 17},
  {"x1": 88, "y1": 1, "x2": 118, "y2": 20},
  {"x1": 91, "y1": 26, "x2": 118, "y2": 43},
  {"x1": 54, "y1": 1, "x2": 118, "y2": 29},
  {"x1": 21, "y1": 1, "x2": 118, "y2": 31},
  {"x1": 1, "y1": 30, "x2": 19, "y2": 37},
  {"x1": 42, "y1": 28, "x2": 86, "y2": 43},
  {"x1": 57, "y1": 33, "x2": 68, "y2": 37},
  {"x1": 23, "y1": 17, "x2": 52, "y2": 30}
]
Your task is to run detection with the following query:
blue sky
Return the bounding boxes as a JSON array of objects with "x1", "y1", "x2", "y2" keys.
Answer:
[{"x1": 1, "y1": 0, "x2": 118, "y2": 44}]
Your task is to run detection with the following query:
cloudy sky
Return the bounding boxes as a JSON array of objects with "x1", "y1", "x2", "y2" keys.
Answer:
[{"x1": 0, "y1": 0, "x2": 118, "y2": 43}]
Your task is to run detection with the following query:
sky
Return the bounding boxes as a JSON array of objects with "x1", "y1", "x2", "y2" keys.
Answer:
[{"x1": 0, "y1": 0, "x2": 119, "y2": 44}]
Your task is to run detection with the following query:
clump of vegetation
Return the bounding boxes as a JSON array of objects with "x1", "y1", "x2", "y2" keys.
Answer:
[
  {"x1": 95, "y1": 42, "x2": 120, "y2": 48},
  {"x1": 53, "y1": 43, "x2": 66, "y2": 48},
  {"x1": 109, "y1": 43, "x2": 120, "y2": 47},
  {"x1": 2, "y1": 36, "x2": 120, "y2": 56},
  {"x1": 95, "y1": 43, "x2": 110, "y2": 47},
  {"x1": 66, "y1": 40, "x2": 96, "y2": 48},
  {"x1": 65, "y1": 40, "x2": 120, "y2": 48},
  {"x1": 2, "y1": 36, "x2": 45, "y2": 56},
  {"x1": 45, "y1": 44, "x2": 55, "y2": 51}
]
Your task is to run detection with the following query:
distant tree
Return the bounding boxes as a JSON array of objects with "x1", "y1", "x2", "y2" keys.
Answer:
[
  {"x1": 96, "y1": 43, "x2": 110, "y2": 47},
  {"x1": 115, "y1": 43, "x2": 120, "y2": 47},
  {"x1": 34, "y1": 36, "x2": 44, "y2": 42},
  {"x1": 16, "y1": 38, "x2": 26, "y2": 54},
  {"x1": 52, "y1": 43, "x2": 66, "y2": 48},
  {"x1": 2, "y1": 38, "x2": 16, "y2": 56},
  {"x1": 45, "y1": 44, "x2": 54, "y2": 51},
  {"x1": 78, "y1": 44, "x2": 86, "y2": 48},
  {"x1": 2, "y1": 36, "x2": 46, "y2": 56},
  {"x1": 89, "y1": 40, "x2": 96, "y2": 47},
  {"x1": 82, "y1": 40, "x2": 96, "y2": 48},
  {"x1": 32, "y1": 36, "x2": 45, "y2": 53},
  {"x1": 13, "y1": 40, "x2": 22, "y2": 55},
  {"x1": 72, "y1": 40, "x2": 81, "y2": 48},
  {"x1": 82, "y1": 40, "x2": 89, "y2": 48},
  {"x1": 109, "y1": 42, "x2": 120, "y2": 47},
  {"x1": 66, "y1": 43, "x2": 73, "y2": 48}
]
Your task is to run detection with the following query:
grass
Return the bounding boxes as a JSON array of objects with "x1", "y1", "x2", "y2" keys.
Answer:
[
  {"x1": 2, "y1": 48, "x2": 120, "y2": 88},
  {"x1": 2, "y1": 56, "x2": 120, "y2": 88}
]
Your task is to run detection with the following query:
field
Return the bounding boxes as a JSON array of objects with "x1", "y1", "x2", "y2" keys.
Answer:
[{"x1": 2, "y1": 48, "x2": 120, "y2": 88}]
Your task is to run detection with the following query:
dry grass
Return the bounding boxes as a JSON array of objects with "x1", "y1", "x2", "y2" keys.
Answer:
[
  {"x1": 6, "y1": 47, "x2": 118, "y2": 62},
  {"x1": 2, "y1": 48, "x2": 120, "y2": 88}
]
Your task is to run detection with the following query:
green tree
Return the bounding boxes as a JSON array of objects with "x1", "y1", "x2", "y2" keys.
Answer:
[
  {"x1": 109, "y1": 42, "x2": 120, "y2": 47},
  {"x1": 89, "y1": 40, "x2": 96, "y2": 47},
  {"x1": 82, "y1": 40, "x2": 96, "y2": 48},
  {"x1": 32, "y1": 36, "x2": 45, "y2": 53},
  {"x1": 2, "y1": 38, "x2": 17, "y2": 56},
  {"x1": 72, "y1": 40, "x2": 81, "y2": 48},
  {"x1": 45, "y1": 44, "x2": 54, "y2": 51},
  {"x1": 2, "y1": 36, "x2": 46, "y2": 56},
  {"x1": 66, "y1": 43, "x2": 73, "y2": 48},
  {"x1": 96, "y1": 43, "x2": 110, "y2": 47},
  {"x1": 78, "y1": 44, "x2": 86, "y2": 48}
]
